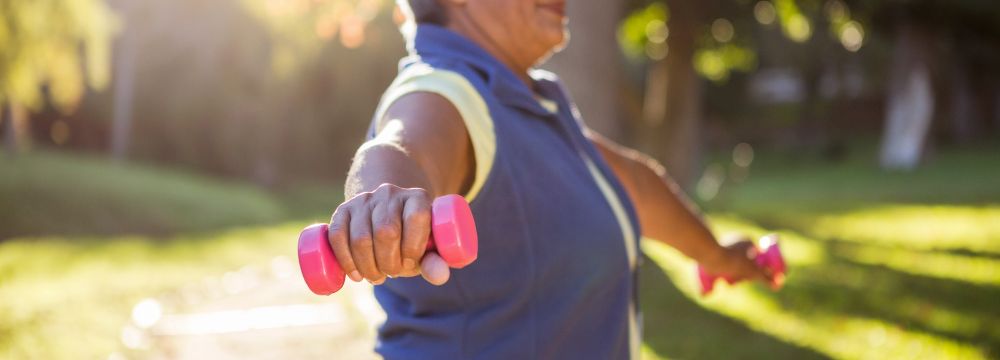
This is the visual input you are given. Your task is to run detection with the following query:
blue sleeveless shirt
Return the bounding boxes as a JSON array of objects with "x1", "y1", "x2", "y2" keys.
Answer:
[{"x1": 369, "y1": 25, "x2": 642, "y2": 359}]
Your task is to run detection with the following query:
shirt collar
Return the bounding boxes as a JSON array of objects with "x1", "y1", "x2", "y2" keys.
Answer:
[{"x1": 405, "y1": 24, "x2": 558, "y2": 117}]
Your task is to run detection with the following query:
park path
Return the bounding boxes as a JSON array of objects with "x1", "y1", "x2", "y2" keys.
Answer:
[{"x1": 124, "y1": 256, "x2": 383, "y2": 359}]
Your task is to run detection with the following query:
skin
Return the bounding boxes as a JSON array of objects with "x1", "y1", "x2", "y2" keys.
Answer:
[{"x1": 329, "y1": 0, "x2": 771, "y2": 286}]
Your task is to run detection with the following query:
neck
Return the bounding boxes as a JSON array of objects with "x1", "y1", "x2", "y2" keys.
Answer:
[{"x1": 445, "y1": 20, "x2": 534, "y2": 87}]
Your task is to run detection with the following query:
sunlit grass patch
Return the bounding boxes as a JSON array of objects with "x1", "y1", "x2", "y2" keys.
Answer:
[
  {"x1": 833, "y1": 243, "x2": 1000, "y2": 286},
  {"x1": 0, "y1": 223, "x2": 304, "y2": 360},
  {"x1": 641, "y1": 238, "x2": 993, "y2": 360},
  {"x1": 810, "y1": 205, "x2": 1000, "y2": 254}
]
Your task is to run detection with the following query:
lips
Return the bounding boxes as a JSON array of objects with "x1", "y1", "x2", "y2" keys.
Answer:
[{"x1": 538, "y1": 2, "x2": 566, "y2": 17}]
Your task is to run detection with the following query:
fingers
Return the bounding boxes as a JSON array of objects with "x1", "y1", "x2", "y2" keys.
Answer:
[
  {"x1": 327, "y1": 184, "x2": 444, "y2": 287},
  {"x1": 371, "y1": 196, "x2": 404, "y2": 277},
  {"x1": 400, "y1": 192, "x2": 431, "y2": 273},
  {"x1": 733, "y1": 240, "x2": 772, "y2": 284},
  {"x1": 420, "y1": 252, "x2": 451, "y2": 286},
  {"x1": 349, "y1": 202, "x2": 385, "y2": 284},
  {"x1": 729, "y1": 241, "x2": 758, "y2": 259},
  {"x1": 329, "y1": 206, "x2": 361, "y2": 282}
]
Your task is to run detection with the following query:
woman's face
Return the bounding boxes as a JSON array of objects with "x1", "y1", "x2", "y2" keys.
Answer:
[{"x1": 451, "y1": 0, "x2": 568, "y2": 68}]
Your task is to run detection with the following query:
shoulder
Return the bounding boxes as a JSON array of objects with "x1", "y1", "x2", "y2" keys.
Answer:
[
  {"x1": 375, "y1": 63, "x2": 491, "y2": 132},
  {"x1": 373, "y1": 63, "x2": 498, "y2": 202}
]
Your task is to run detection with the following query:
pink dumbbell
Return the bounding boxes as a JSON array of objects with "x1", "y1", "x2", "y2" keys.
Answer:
[
  {"x1": 697, "y1": 235, "x2": 787, "y2": 296},
  {"x1": 297, "y1": 194, "x2": 478, "y2": 295}
]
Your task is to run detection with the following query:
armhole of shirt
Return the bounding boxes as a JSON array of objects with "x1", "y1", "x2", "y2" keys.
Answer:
[{"x1": 372, "y1": 65, "x2": 496, "y2": 203}]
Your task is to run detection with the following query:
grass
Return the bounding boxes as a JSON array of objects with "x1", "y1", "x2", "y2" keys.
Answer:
[
  {"x1": 639, "y1": 144, "x2": 1000, "y2": 359},
  {"x1": 0, "y1": 224, "x2": 303, "y2": 359},
  {"x1": 0, "y1": 151, "x2": 287, "y2": 239},
  {"x1": 0, "y1": 150, "x2": 342, "y2": 359},
  {"x1": 2, "y1": 144, "x2": 999, "y2": 359}
]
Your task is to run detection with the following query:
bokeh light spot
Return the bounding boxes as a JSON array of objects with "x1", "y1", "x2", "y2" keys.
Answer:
[
  {"x1": 697, "y1": 163, "x2": 725, "y2": 201},
  {"x1": 754, "y1": 1, "x2": 776, "y2": 25},
  {"x1": 733, "y1": 142, "x2": 755, "y2": 168},
  {"x1": 786, "y1": 14, "x2": 811, "y2": 42},
  {"x1": 840, "y1": 21, "x2": 864, "y2": 52},
  {"x1": 711, "y1": 18, "x2": 735, "y2": 43},
  {"x1": 132, "y1": 298, "x2": 162, "y2": 329},
  {"x1": 645, "y1": 19, "x2": 668, "y2": 44},
  {"x1": 339, "y1": 15, "x2": 365, "y2": 49}
]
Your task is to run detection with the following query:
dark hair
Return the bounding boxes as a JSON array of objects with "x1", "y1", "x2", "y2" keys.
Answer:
[{"x1": 406, "y1": 0, "x2": 447, "y2": 25}]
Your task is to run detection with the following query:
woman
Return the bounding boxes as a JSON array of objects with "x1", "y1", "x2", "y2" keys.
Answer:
[{"x1": 327, "y1": 0, "x2": 772, "y2": 358}]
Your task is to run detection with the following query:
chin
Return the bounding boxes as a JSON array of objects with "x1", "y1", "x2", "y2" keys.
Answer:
[
  {"x1": 533, "y1": 31, "x2": 569, "y2": 66},
  {"x1": 540, "y1": 23, "x2": 568, "y2": 50},
  {"x1": 551, "y1": 27, "x2": 569, "y2": 52}
]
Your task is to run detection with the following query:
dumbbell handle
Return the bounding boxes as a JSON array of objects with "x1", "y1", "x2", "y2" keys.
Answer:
[{"x1": 298, "y1": 194, "x2": 477, "y2": 296}]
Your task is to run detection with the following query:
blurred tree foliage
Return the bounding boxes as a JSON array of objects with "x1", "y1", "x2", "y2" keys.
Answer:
[
  {"x1": 618, "y1": 0, "x2": 1000, "y2": 179},
  {"x1": 46, "y1": 0, "x2": 402, "y2": 186},
  {"x1": 0, "y1": 0, "x2": 117, "y2": 153},
  {"x1": 0, "y1": 0, "x2": 117, "y2": 112},
  {"x1": 4, "y1": 0, "x2": 1000, "y2": 186}
]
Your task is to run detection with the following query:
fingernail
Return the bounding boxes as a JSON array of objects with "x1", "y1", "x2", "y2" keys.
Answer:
[
  {"x1": 349, "y1": 270, "x2": 362, "y2": 282},
  {"x1": 403, "y1": 258, "x2": 416, "y2": 270}
]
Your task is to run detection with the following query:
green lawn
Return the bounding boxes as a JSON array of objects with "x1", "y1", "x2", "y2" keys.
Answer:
[
  {"x1": 1, "y1": 146, "x2": 998, "y2": 359},
  {"x1": 0, "y1": 151, "x2": 341, "y2": 359},
  {"x1": 639, "y1": 144, "x2": 1000, "y2": 359},
  {"x1": 0, "y1": 151, "x2": 287, "y2": 239}
]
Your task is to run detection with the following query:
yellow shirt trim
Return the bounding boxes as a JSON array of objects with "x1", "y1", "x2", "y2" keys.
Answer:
[
  {"x1": 373, "y1": 65, "x2": 496, "y2": 203},
  {"x1": 579, "y1": 150, "x2": 640, "y2": 360}
]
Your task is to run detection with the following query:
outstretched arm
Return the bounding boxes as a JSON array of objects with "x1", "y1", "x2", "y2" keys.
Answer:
[
  {"x1": 331, "y1": 92, "x2": 475, "y2": 286},
  {"x1": 587, "y1": 130, "x2": 769, "y2": 280}
]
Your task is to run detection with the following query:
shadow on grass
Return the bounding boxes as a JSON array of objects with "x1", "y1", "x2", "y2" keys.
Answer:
[
  {"x1": 639, "y1": 254, "x2": 828, "y2": 360},
  {"x1": 768, "y1": 241, "x2": 1000, "y2": 357}
]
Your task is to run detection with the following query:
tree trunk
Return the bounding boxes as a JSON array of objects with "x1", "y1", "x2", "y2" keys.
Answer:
[
  {"x1": 542, "y1": 0, "x2": 627, "y2": 141},
  {"x1": 995, "y1": 87, "x2": 1000, "y2": 135},
  {"x1": 110, "y1": 10, "x2": 138, "y2": 161},
  {"x1": 949, "y1": 59, "x2": 979, "y2": 144},
  {"x1": 2, "y1": 100, "x2": 29, "y2": 154},
  {"x1": 879, "y1": 23, "x2": 934, "y2": 171},
  {"x1": 640, "y1": 0, "x2": 703, "y2": 189}
]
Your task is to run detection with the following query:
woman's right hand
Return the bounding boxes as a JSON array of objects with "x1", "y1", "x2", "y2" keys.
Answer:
[{"x1": 327, "y1": 183, "x2": 451, "y2": 286}]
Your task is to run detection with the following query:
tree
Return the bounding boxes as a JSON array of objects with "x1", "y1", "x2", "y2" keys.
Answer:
[
  {"x1": 544, "y1": 0, "x2": 632, "y2": 142},
  {"x1": 878, "y1": 20, "x2": 934, "y2": 170},
  {"x1": 0, "y1": 0, "x2": 117, "y2": 153}
]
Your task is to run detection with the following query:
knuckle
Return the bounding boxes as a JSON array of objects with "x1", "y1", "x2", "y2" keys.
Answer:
[
  {"x1": 405, "y1": 208, "x2": 431, "y2": 224},
  {"x1": 374, "y1": 224, "x2": 401, "y2": 243},
  {"x1": 346, "y1": 192, "x2": 371, "y2": 205},
  {"x1": 350, "y1": 234, "x2": 374, "y2": 250},
  {"x1": 375, "y1": 183, "x2": 398, "y2": 198},
  {"x1": 408, "y1": 187, "x2": 430, "y2": 200}
]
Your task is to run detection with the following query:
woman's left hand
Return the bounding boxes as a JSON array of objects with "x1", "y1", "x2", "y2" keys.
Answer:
[{"x1": 700, "y1": 234, "x2": 773, "y2": 283}]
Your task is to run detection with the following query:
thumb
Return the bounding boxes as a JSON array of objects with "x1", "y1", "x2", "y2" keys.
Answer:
[{"x1": 420, "y1": 252, "x2": 451, "y2": 286}]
